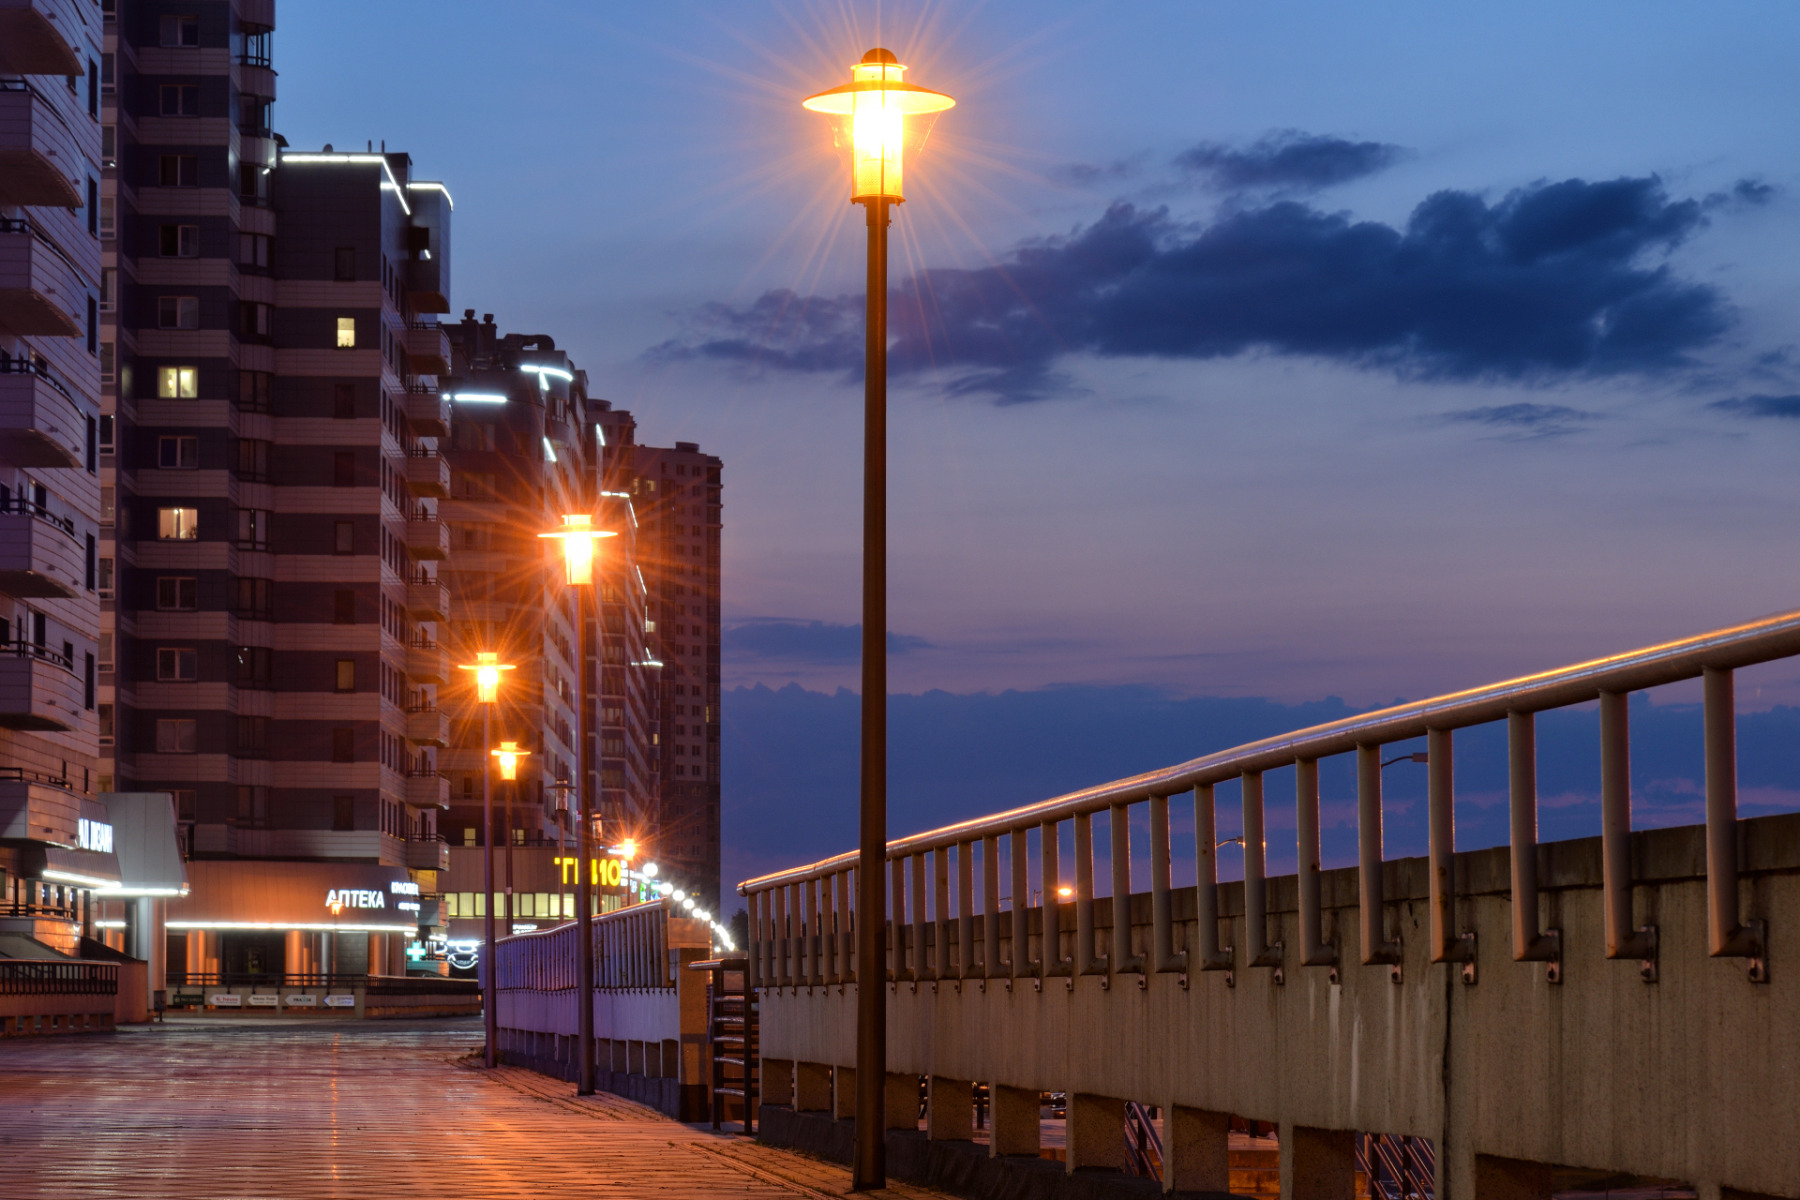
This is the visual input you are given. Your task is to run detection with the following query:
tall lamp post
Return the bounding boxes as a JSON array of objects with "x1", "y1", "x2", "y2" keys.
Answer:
[
  {"x1": 803, "y1": 49, "x2": 953, "y2": 1191},
  {"x1": 456, "y1": 650, "x2": 514, "y2": 1068},
  {"x1": 541, "y1": 512, "x2": 615, "y2": 1097}
]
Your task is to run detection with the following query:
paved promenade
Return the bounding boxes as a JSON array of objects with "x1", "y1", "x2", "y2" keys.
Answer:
[{"x1": 0, "y1": 1018, "x2": 941, "y2": 1199}]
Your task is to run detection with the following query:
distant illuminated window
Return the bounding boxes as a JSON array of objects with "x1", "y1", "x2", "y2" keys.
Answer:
[
  {"x1": 158, "y1": 507, "x2": 198, "y2": 540},
  {"x1": 336, "y1": 317, "x2": 356, "y2": 348},
  {"x1": 157, "y1": 366, "x2": 198, "y2": 398}
]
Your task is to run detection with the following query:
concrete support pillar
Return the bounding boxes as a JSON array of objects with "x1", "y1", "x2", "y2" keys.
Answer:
[
  {"x1": 989, "y1": 1084, "x2": 1041, "y2": 1158},
  {"x1": 319, "y1": 932, "x2": 333, "y2": 977},
  {"x1": 186, "y1": 929, "x2": 205, "y2": 981},
  {"x1": 367, "y1": 934, "x2": 383, "y2": 977},
  {"x1": 1472, "y1": 1155, "x2": 1552, "y2": 1200},
  {"x1": 884, "y1": 1073, "x2": 920, "y2": 1130},
  {"x1": 284, "y1": 930, "x2": 304, "y2": 982},
  {"x1": 761, "y1": 1058, "x2": 795, "y2": 1108},
  {"x1": 927, "y1": 1076, "x2": 973, "y2": 1141},
  {"x1": 795, "y1": 1061, "x2": 832, "y2": 1112},
  {"x1": 1280, "y1": 1124, "x2": 1355, "y2": 1200},
  {"x1": 138, "y1": 898, "x2": 166, "y2": 1008},
  {"x1": 833, "y1": 1066, "x2": 856, "y2": 1120},
  {"x1": 1165, "y1": 1105, "x2": 1230, "y2": 1194},
  {"x1": 1066, "y1": 1092, "x2": 1127, "y2": 1174}
]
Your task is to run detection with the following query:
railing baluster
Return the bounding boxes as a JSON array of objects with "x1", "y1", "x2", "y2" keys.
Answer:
[
  {"x1": 912, "y1": 853, "x2": 933, "y2": 981},
  {"x1": 1601, "y1": 692, "x2": 1656, "y2": 974},
  {"x1": 1705, "y1": 666, "x2": 1766, "y2": 976},
  {"x1": 1110, "y1": 801, "x2": 1144, "y2": 976},
  {"x1": 1011, "y1": 827, "x2": 1032, "y2": 978},
  {"x1": 1075, "y1": 811, "x2": 1107, "y2": 976},
  {"x1": 1243, "y1": 769, "x2": 1282, "y2": 975},
  {"x1": 1358, "y1": 745, "x2": 1401, "y2": 972},
  {"x1": 890, "y1": 854, "x2": 907, "y2": 981},
  {"x1": 1041, "y1": 819, "x2": 1069, "y2": 977},
  {"x1": 1149, "y1": 794, "x2": 1186, "y2": 974},
  {"x1": 775, "y1": 884, "x2": 792, "y2": 988},
  {"x1": 836, "y1": 869, "x2": 853, "y2": 983},
  {"x1": 983, "y1": 834, "x2": 1002, "y2": 978},
  {"x1": 802, "y1": 875, "x2": 818, "y2": 986},
  {"x1": 1427, "y1": 727, "x2": 1474, "y2": 970},
  {"x1": 957, "y1": 841, "x2": 975, "y2": 979},
  {"x1": 1193, "y1": 784, "x2": 1232, "y2": 972},
  {"x1": 935, "y1": 846, "x2": 953, "y2": 980},
  {"x1": 1297, "y1": 758, "x2": 1337, "y2": 973},
  {"x1": 1508, "y1": 711, "x2": 1561, "y2": 973}
]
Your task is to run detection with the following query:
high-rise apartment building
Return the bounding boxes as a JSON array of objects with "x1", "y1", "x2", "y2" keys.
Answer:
[
  {"x1": 97, "y1": 0, "x2": 462, "y2": 979},
  {"x1": 0, "y1": 0, "x2": 109, "y2": 953}
]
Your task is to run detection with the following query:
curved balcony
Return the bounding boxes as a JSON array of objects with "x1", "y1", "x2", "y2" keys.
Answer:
[
  {"x1": 406, "y1": 573, "x2": 449, "y2": 622},
  {"x1": 404, "y1": 447, "x2": 449, "y2": 498},
  {"x1": 404, "y1": 386, "x2": 450, "y2": 438},
  {"x1": 405, "y1": 510, "x2": 449, "y2": 560},
  {"x1": 0, "y1": 358, "x2": 91, "y2": 468},
  {"x1": 0, "y1": 495, "x2": 86, "y2": 598},
  {"x1": 405, "y1": 704, "x2": 448, "y2": 747},
  {"x1": 405, "y1": 772, "x2": 449, "y2": 811},
  {"x1": 405, "y1": 836, "x2": 449, "y2": 872},
  {"x1": 0, "y1": 217, "x2": 92, "y2": 338},
  {"x1": 0, "y1": 642, "x2": 84, "y2": 732},
  {"x1": 406, "y1": 638, "x2": 447, "y2": 684},
  {"x1": 404, "y1": 323, "x2": 451, "y2": 375},
  {"x1": 0, "y1": 0, "x2": 86, "y2": 76},
  {"x1": 0, "y1": 82, "x2": 88, "y2": 208}
]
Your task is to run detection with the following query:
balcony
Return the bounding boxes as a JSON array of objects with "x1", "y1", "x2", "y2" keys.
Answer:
[
  {"x1": 403, "y1": 323, "x2": 451, "y2": 375},
  {"x1": 0, "y1": 83, "x2": 89, "y2": 208},
  {"x1": 405, "y1": 704, "x2": 448, "y2": 747},
  {"x1": 0, "y1": 217, "x2": 91, "y2": 337},
  {"x1": 406, "y1": 638, "x2": 447, "y2": 683},
  {"x1": 0, "y1": 642, "x2": 85, "y2": 732},
  {"x1": 233, "y1": 60, "x2": 277, "y2": 102},
  {"x1": 239, "y1": 131, "x2": 277, "y2": 171},
  {"x1": 0, "y1": 0, "x2": 87, "y2": 76},
  {"x1": 405, "y1": 772, "x2": 449, "y2": 810},
  {"x1": 404, "y1": 448, "x2": 449, "y2": 498},
  {"x1": 403, "y1": 386, "x2": 449, "y2": 438},
  {"x1": 0, "y1": 769, "x2": 78, "y2": 845},
  {"x1": 0, "y1": 495, "x2": 86, "y2": 598},
  {"x1": 0, "y1": 358, "x2": 91, "y2": 468},
  {"x1": 405, "y1": 510, "x2": 449, "y2": 560},
  {"x1": 404, "y1": 836, "x2": 449, "y2": 872},
  {"x1": 406, "y1": 573, "x2": 449, "y2": 621}
]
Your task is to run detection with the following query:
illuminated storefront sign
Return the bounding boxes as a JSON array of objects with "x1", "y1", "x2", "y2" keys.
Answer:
[
  {"x1": 325, "y1": 889, "x2": 387, "y2": 913},
  {"x1": 77, "y1": 818, "x2": 114, "y2": 854},
  {"x1": 445, "y1": 940, "x2": 480, "y2": 970},
  {"x1": 553, "y1": 855, "x2": 625, "y2": 888}
]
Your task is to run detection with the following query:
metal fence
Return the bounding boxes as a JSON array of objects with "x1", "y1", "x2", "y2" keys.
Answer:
[
  {"x1": 493, "y1": 899, "x2": 676, "y2": 992},
  {"x1": 740, "y1": 607, "x2": 1799, "y2": 987},
  {"x1": 0, "y1": 961, "x2": 119, "y2": 996}
]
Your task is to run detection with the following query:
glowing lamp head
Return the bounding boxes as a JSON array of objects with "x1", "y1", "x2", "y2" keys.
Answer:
[
  {"x1": 621, "y1": 838, "x2": 637, "y2": 861},
  {"x1": 1056, "y1": 885, "x2": 1074, "y2": 900},
  {"x1": 491, "y1": 740, "x2": 530, "y2": 781},
  {"x1": 538, "y1": 513, "x2": 615, "y2": 587},
  {"x1": 457, "y1": 650, "x2": 514, "y2": 704},
  {"x1": 803, "y1": 48, "x2": 954, "y2": 203}
]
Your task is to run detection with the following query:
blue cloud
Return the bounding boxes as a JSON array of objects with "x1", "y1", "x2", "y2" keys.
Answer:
[
  {"x1": 1711, "y1": 394, "x2": 1800, "y2": 419},
  {"x1": 725, "y1": 619, "x2": 931, "y2": 661},
  {"x1": 1442, "y1": 402, "x2": 1600, "y2": 438},
  {"x1": 1176, "y1": 130, "x2": 1405, "y2": 192}
]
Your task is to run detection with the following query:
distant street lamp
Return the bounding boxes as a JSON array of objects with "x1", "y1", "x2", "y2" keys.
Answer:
[
  {"x1": 540, "y1": 512, "x2": 615, "y2": 1097},
  {"x1": 803, "y1": 49, "x2": 953, "y2": 1192},
  {"x1": 456, "y1": 650, "x2": 514, "y2": 1068}
]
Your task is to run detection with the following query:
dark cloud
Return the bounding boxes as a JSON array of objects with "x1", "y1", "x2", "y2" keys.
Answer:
[
  {"x1": 655, "y1": 174, "x2": 1731, "y2": 403},
  {"x1": 1710, "y1": 393, "x2": 1800, "y2": 419},
  {"x1": 1175, "y1": 130, "x2": 1405, "y2": 193},
  {"x1": 725, "y1": 619, "x2": 930, "y2": 661},
  {"x1": 1441, "y1": 402, "x2": 1600, "y2": 437},
  {"x1": 1732, "y1": 178, "x2": 1776, "y2": 207}
]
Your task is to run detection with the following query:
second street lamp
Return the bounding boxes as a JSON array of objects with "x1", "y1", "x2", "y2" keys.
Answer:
[
  {"x1": 455, "y1": 650, "x2": 514, "y2": 1068},
  {"x1": 803, "y1": 48, "x2": 953, "y2": 1192},
  {"x1": 540, "y1": 512, "x2": 615, "y2": 1097}
]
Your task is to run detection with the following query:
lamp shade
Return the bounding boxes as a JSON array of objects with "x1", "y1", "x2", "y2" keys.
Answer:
[
  {"x1": 490, "y1": 740, "x2": 530, "y2": 782},
  {"x1": 457, "y1": 650, "x2": 514, "y2": 704},
  {"x1": 803, "y1": 48, "x2": 954, "y2": 203},
  {"x1": 538, "y1": 513, "x2": 615, "y2": 587}
]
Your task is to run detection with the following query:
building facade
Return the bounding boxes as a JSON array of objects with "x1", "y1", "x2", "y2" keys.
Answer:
[{"x1": 0, "y1": 0, "x2": 112, "y2": 954}]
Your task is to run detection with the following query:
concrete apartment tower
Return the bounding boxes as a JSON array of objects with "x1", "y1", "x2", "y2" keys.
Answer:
[
  {"x1": 99, "y1": 0, "x2": 461, "y2": 980},
  {"x1": 0, "y1": 0, "x2": 108, "y2": 954}
]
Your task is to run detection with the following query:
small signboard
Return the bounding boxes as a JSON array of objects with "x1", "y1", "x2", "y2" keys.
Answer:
[
  {"x1": 247, "y1": 994, "x2": 278, "y2": 1007},
  {"x1": 208, "y1": 994, "x2": 242, "y2": 1008},
  {"x1": 173, "y1": 992, "x2": 204, "y2": 1007},
  {"x1": 323, "y1": 994, "x2": 355, "y2": 1008},
  {"x1": 284, "y1": 994, "x2": 318, "y2": 1007}
]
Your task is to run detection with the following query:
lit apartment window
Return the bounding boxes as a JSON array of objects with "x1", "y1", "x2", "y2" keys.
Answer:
[
  {"x1": 155, "y1": 719, "x2": 198, "y2": 754},
  {"x1": 156, "y1": 576, "x2": 197, "y2": 610},
  {"x1": 160, "y1": 225, "x2": 199, "y2": 257},
  {"x1": 336, "y1": 317, "x2": 356, "y2": 348},
  {"x1": 157, "y1": 297, "x2": 200, "y2": 330},
  {"x1": 158, "y1": 507, "x2": 199, "y2": 540},
  {"x1": 158, "y1": 436, "x2": 199, "y2": 469},
  {"x1": 159, "y1": 14, "x2": 199, "y2": 46},
  {"x1": 157, "y1": 366, "x2": 198, "y2": 398},
  {"x1": 156, "y1": 647, "x2": 197, "y2": 681},
  {"x1": 335, "y1": 659, "x2": 356, "y2": 692}
]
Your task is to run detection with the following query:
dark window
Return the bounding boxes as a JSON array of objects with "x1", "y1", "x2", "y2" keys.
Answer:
[
  {"x1": 159, "y1": 14, "x2": 200, "y2": 46},
  {"x1": 87, "y1": 58, "x2": 98, "y2": 117},
  {"x1": 333, "y1": 590, "x2": 355, "y2": 624},
  {"x1": 236, "y1": 438, "x2": 269, "y2": 481},
  {"x1": 160, "y1": 224, "x2": 199, "y2": 257},
  {"x1": 334, "y1": 247, "x2": 356, "y2": 282},
  {"x1": 99, "y1": 415, "x2": 114, "y2": 452},
  {"x1": 239, "y1": 301, "x2": 270, "y2": 340},
  {"x1": 334, "y1": 659, "x2": 355, "y2": 692},
  {"x1": 159, "y1": 155, "x2": 198, "y2": 187},
  {"x1": 333, "y1": 451, "x2": 355, "y2": 488},
  {"x1": 87, "y1": 295, "x2": 96, "y2": 352},
  {"x1": 332, "y1": 729, "x2": 355, "y2": 764},
  {"x1": 86, "y1": 177, "x2": 97, "y2": 235},
  {"x1": 84, "y1": 652, "x2": 95, "y2": 710},
  {"x1": 155, "y1": 647, "x2": 198, "y2": 681},
  {"x1": 233, "y1": 645, "x2": 273, "y2": 688},
  {"x1": 157, "y1": 296, "x2": 200, "y2": 330},
  {"x1": 333, "y1": 383, "x2": 356, "y2": 419},
  {"x1": 237, "y1": 370, "x2": 272, "y2": 413},
  {"x1": 332, "y1": 794, "x2": 355, "y2": 830},
  {"x1": 157, "y1": 576, "x2": 198, "y2": 610},
  {"x1": 236, "y1": 716, "x2": 269, "y2": 756},
  {"x1": 85, "y1": 416, "x2": 96, "y2": 473},
  {"x1": 234, "y1": 577, "x2": 272, "y2": 619},
  {"x1": 334, "y1": 521, "x2": 354, "y2": 555},
  {"x1": 158, "y1": 85, "x2": 199, "y2": 116},
  {"x1": 157, "y1": 435, "x2": 199, "y2": 469}
]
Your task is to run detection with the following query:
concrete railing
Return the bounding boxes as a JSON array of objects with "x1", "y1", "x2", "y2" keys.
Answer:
[
  {"x1": 739, "y1": 609, "x2": 1800, "y2": 1199},
  {"x1": 491, "y1": 899, "x2": 714, "y2": 1119}
]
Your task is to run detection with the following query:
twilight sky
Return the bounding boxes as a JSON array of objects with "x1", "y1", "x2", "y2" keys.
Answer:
[{"x1": 279, "y1": 4, "x2": 1800, "y2": 888}]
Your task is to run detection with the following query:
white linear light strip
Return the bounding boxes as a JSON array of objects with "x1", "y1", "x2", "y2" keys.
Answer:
[
  {"x1": 405, "y1": 180, "x2": 455, "y2": 210},
  {"x1": 543, "y1": 437, "x2": 558, "y2": 463},
  {"x1": 96, "y1": 885, "x2": 190, "y2": 898},
  {"x1": 595, "y1": 423, "x2": 606, "y2": 448},
  {"x1": 519, "y1": 364, "x2": 574, "y2": 381},
  {"x1": 166, "y1": 920, "x2": 419, "y2": 933},
  {"x1": 280, "y1": 152, "x2": 412, "y2": 216},
  {"x1": 448, "y1": 392, "x2": 508, "y2": 404},
  {"x1": 43, "y1": 869, "x2": 118, "y2": 888}
]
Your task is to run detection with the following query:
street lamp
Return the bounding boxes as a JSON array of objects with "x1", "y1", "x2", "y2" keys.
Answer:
[
  {"x1": 491, "y1": 740, "x2": 530, "y2": 941},
  {"x1": 539, "y1": 512, "x2": 614, "y2": 1097},
  {"x1": 456, "y1": 650, "x2": 514, "y2": 1068},
  {"x1": 803, "y1": 48, "x2": 953, "y2": 1192}
]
